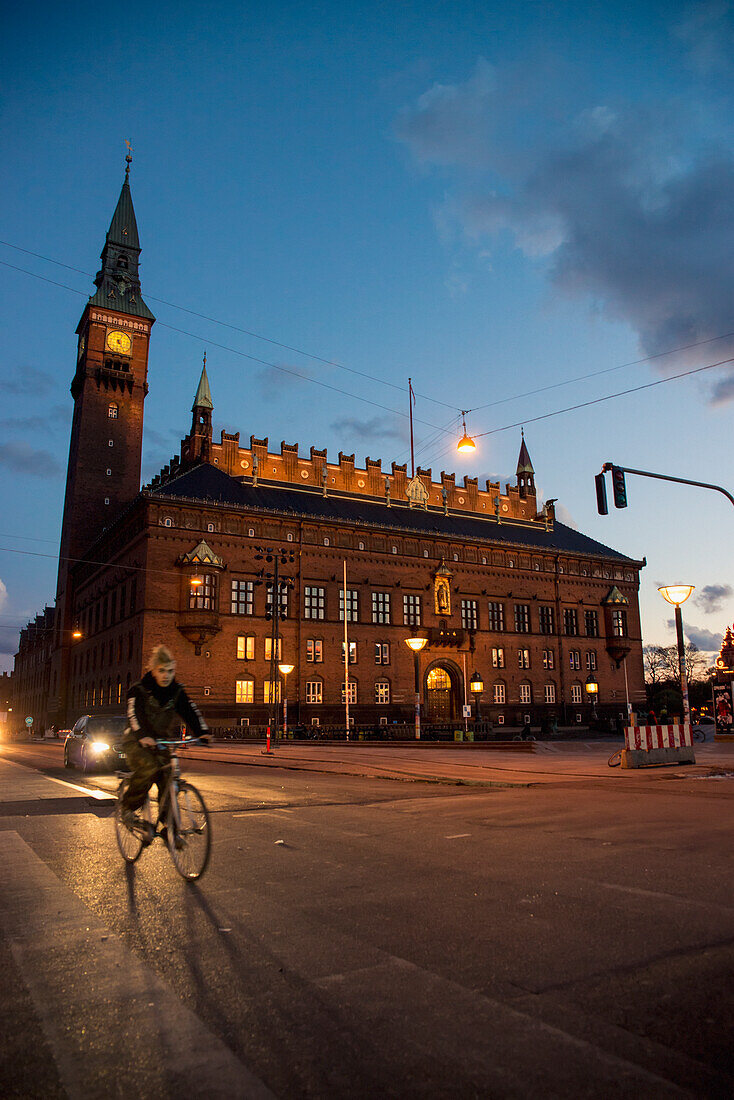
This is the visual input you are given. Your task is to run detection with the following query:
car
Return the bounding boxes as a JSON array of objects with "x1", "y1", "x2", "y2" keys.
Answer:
[{"x1": 63, "y1": 715, "x2": 128, "y2": 773}]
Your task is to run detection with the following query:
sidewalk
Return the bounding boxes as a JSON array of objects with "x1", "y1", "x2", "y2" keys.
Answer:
[{"x1": 187, "y1": 737, "x2": 734, "y2": 788}]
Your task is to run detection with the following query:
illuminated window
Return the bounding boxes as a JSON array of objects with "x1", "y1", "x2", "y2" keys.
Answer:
[
  {"x1": 263, "y1": 680, "x2": 281, "y2": 703},
  {"x1": 264, "y1": 638, "x2": 282, "y2": 661},
  {"x1": 517, "y1": 648, "x2": 530, "y2": 669},
  {"x1": 189, "y1": 572, "x2": 217, "y2": 611},
  {"x1": 108, "y1": 404, "x2": 118, "y2": 419},
  {"x1": 341, "y1": 681, "x2": 357, "y2": 705},
  {"x1": 375, "y1": 680, "x2": 390, "y2": 704},
  {"x1": 306, "y1": 680, "x2": 322, "y2": 704},
  {"x1": 235, "y1": 679, "x2": 253, "y2": 704},
  {"x1": 493, "y1": 682, "x2": 506, "y2": 704},
  {"x1": 570, "y1": 683, "x2": 582, "y2": 704},
  {"x1": 542, "y1": 649, "x2": 555, "y2": 670},
  {"x1": 306, "y1": 638, "x2": 323, "y2": 662},
  {"x1": 519, "y1": 683, "x2": 531, "y2": 704},
  {"x1": 374, "y1": 642, "x2": 390, "y2": 665}
]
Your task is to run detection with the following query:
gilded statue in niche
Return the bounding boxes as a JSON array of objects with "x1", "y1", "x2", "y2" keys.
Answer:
[{"x1": 433, "y1": 559, "x2": 453, "y2": 616}]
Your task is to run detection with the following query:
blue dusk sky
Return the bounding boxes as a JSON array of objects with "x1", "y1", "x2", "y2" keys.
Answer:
[{"x1": 1, "y1": 0, "x2": 733, "y2": 672}]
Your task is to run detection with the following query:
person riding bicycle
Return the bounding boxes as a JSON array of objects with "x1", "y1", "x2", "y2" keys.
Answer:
[{"x1": 121, "y1": 645, "x2": 208, "y2": 832}]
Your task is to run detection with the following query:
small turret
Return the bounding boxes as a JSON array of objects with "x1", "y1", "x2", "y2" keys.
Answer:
[
  {"x1": 189, "y1": 354, "x2": 214, "y2": 462},
  {"x1": 516, "y1": 430, "x2": 535, "y2": 498}
]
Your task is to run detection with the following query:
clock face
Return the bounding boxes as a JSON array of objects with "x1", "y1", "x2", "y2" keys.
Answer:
[{"x1": 106, "y1": 329, "x2": 132, "y2": 356}]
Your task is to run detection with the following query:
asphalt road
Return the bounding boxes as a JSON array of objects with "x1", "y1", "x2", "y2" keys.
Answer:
[{"x1": 1, "y1": 740, "x2": 733, "y2": 1099}]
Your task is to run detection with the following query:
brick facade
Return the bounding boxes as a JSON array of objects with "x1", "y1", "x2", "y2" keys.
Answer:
[{"x1": 11, "y1": 167, "x2": 647, "y2": 734}]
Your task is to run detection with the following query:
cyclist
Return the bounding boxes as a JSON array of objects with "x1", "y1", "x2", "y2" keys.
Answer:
[{"x1": 121, "y1": 645, "x2": 208, "y2": 836}]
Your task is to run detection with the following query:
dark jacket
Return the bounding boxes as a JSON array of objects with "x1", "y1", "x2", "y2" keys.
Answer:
[{"x1": 126, "y1": 671, "x2": 208, "y2": 744}]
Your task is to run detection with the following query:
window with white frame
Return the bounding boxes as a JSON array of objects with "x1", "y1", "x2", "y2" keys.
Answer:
[
  {"x1": 461, "y1": 599, "x2": 478, "y2": 630},
  {"x1": 236, "y1": 635, "x2": 255, "y2": 660},
  {"x1": 544, "y1": 683, "x2": 556, "y2": 704},
  {"x1": 538, "y1": 606, "x2": 554, "y2": 634},
  {"x1": 570, "y1": 682, "x2": 582, "y2": 704},
  {"x1": 263, "y1": 680, "x2": 281, "y2": 704},
  {"x1": 306, "y1": 638, "x2": 323, "y2": 663},
  {"x1": 517, "y1": 648, "x2": 530, "y2": 669},
  {"x1": 586, "y1": 651, "x2": 597, "y2": 671},
  {"x1": 231, "y1": 579, "x2": 254, "y2": 615},
  {"x1": 235, "y1": 679, "x2": 254, "y2": 704},
  {"x1": 487, "y1": 601, "x2": 505, "y2": 631},
  {"x1": 339, "y1": 588, "x2": 359, "y2": 622},
  {"x1": 542, "y1": 648, "x2": 555, "y2": 669},
  {"x1": 492, "y1": 647, "x2": 505, "y2": 668},
  {"x1": 264, "y1": 638, "x2": 282, "y2": 661},
  {"x1": 372, "y1": 591, "x2": 391, "y2": 624},
  {"x1": 305, "y1": 680, "x2": 322, "y2": 704},
  {"x1": 569, "y1": 649, "x2": 581, "y2": 670},
  {"x1": 611, "y1": 608, "x2": 628, "y2": 637},
  {"x1": 341, "y1": 681, "x2": 357, "y2": 705},
  {"x1": 189, "y1": 572, "x2": 216, "y2": 610},
  {"x1": 341, "y1": 640, "x2": 357, "y2": 664},
  {"x1": 375, "y1": 680, "x2": 390, "y2": 704},
  {"x1": 374, "y1": 642, "x2": 390, "y2": 665},
  {"x1": 514, "y1": 604, "x2": 530, "y2": 633},
  {"x1": 493, "y1": 681, "x2": 506, "y2": 704},
  {"x1": 304, "y1": 586, "x2": 325, "y2": 620},
  {"x1": 403, "y1": 593, "x2": 421, "y2": 627},
  {"x1": 519, "y1": 682, "x2": 532, "y2": 704}
]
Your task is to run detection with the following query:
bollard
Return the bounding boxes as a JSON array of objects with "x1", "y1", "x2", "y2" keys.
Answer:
[{"x1": 262, "y1": 725, "x2": 274, "y2": 755}]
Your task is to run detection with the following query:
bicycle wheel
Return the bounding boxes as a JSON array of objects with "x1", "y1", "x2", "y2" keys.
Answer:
[
  {"x1": 114, "y1": 780, "x2": 144, "y2": 863},
  {"x1": 167, "y1": 781, "x2": 211, "y2": 881}
]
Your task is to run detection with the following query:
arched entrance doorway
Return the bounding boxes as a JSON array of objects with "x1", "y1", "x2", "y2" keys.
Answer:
[{"x1": 425, "y1": 662, "x2": 462, "y2": 723}]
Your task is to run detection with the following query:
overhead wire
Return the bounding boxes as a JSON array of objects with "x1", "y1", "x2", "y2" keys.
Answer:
[{"x1": 3, "y1": 238, "x2": 734, "y2": 421}]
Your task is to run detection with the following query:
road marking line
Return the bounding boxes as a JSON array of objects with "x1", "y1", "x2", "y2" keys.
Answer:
[
  {"x1": 445, "y1": 833, "x2": 471, "y2": 839},
  {"x1": 43, "y1": 775, "x2": 113, "y2": 800},
  {"x1": 0, "y1": 831, "x2": 274, "y2": 1099}
]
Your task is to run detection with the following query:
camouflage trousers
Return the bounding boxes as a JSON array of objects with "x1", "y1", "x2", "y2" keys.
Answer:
[{"x1": 122, "y1": 740, "x2": 171, "y2": 814}]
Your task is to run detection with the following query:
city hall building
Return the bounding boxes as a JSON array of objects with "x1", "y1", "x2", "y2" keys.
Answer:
[{"x1": 13, "y1": 166, "x2": 646, "y2": 734}]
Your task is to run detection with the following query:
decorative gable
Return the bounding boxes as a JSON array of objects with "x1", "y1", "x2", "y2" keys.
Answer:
[{"x1": 178, "y1": 540, "x2": 225, "y2": 569}]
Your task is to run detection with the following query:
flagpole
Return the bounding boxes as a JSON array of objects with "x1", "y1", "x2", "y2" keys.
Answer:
[
  {"x1": 408, "y1": 377, "x2": 415, "y2": 479},
  {"x1": 343, "y1": 559, "x2": 350, "y2": 741}
]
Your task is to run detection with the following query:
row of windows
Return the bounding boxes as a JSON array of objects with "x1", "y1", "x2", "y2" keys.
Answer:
[
  {"x1": 237, "y1": 637, "x2": 599, "y2": 672},
  {"x1": 231, "y1": 678, "x2": 590, "y2": 707},
  {"x1": 234, "y1": 679, "x2": 384, "y2": 705},
  {"x1": 225, "y1": 581, "x2": 628, "y2": 638},
  {"x1": 77, "y1": 578, "x2": 138, "y2": 638},
  {"x1": 72, "y1": 632, "x2": 137, "y2": 676}
]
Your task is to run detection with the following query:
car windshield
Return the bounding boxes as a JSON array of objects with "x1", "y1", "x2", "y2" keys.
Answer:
[{"x1": 86, "y1": 716, "x2": 127, "y2": 739}]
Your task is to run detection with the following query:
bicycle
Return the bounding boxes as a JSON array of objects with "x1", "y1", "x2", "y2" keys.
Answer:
[{"x1": 114, "y1": 737, "x2": 211, "y2": 881}]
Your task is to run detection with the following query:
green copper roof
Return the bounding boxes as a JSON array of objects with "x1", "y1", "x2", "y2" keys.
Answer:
[
  {"x1": 516, "y1": 436, "x2": 534, "y2": 475},
  {"x1": 87, "y1": 170, "x2": 155, "y2": 321},
  {"x1": 107, "y1": 176, "x2": 140, "y2": 249},
  {"x1": 193, "y1": 361, "x2": 214, "y2": 410}
]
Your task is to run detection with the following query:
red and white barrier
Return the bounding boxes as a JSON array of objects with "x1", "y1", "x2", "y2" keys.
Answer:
[{"x1": 622, "y1": 723, "x2": 695, "y2": 768}]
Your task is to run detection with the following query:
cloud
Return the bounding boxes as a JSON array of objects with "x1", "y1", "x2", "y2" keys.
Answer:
[
  {"x1": 395, "y1": 58, "x2": 497, "y2": 168},
  {"x1": 0, "y1": 623, "x2": 20, "y2": 664},
  {"x1": 676, "y1": 622, "x2": 723, "y2": 652},
  {"x1": 554, "y1": 503, "x2": 578, "y2": 530},
  {"x1": 330, "y1": 416, "x2": 405, "y2": 442},
  {"x1": 0, "y1": 442, "x2": 61, "y2": 477},
  {"x1": 0, "y1": 580, "x2": 7, "y2": 614},
  {"x1": 694, "y1": 583, "x2": 733, "y2": 613},
  {"x1": 0, "y1": 366, "x2": 55, "y2": 397},
  {"x1": 396, "y1": 60, "x2": 734, "y2": 402},
  {"x1": 673, "y1": 1, "x2": 734, "y2": 73}
]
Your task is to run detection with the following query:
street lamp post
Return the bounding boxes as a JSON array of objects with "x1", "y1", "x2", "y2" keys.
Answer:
[
  {"x1": 585, "y1": 672, "x2": 599, "y2": 721},
  {"x1": 278, "y1": 662, "x2": 294, "y2": 738},
  {"x1": 658, "y1": 585, "x2": 694, "y2": 725},
  {"x1": 405, "y1": 637, "x2": 428, "y2": 739},
  {"x1": 470, "y1": 670, "x2": 484, "y2": 724}
]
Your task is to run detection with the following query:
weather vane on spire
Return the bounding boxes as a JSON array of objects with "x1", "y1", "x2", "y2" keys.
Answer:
[{"x1": 125, "y1": 139, "x2": 133, "y2": 177}]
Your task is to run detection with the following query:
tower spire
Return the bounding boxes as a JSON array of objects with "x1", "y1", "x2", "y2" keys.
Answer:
[
  {"x1": 87, "y1": 154, "x2": 154, "y2": 321},
  {"x1": 516, "y1": 430, "x2": 535, "y2": 498}
]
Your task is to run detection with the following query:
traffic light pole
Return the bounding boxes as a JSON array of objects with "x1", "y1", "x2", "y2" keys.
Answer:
[{"x1": 598, "y1": 463, "x2": 734, "y2": 509}]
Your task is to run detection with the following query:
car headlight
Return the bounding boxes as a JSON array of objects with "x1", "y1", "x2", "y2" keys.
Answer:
[{"x1": 90, "y1": 741, "x2": 110, "y2": 754}]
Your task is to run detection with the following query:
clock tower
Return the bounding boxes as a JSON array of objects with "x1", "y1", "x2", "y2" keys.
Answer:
[{"x1": 51, "y1": 156, "x2": 155, "y2": 722}]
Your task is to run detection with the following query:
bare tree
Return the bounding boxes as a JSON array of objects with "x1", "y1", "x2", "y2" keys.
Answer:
[{"x1": 643, "y1": 645, "x2": 669, "y2": 690}]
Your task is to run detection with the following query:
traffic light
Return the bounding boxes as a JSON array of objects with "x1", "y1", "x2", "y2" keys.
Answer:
[
  {"x1": 611, "y1": 465, "x2": 627, "y2": 508},
  {"x1": 595, "y1": 472, "x2": 608, "y2": 515}
]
